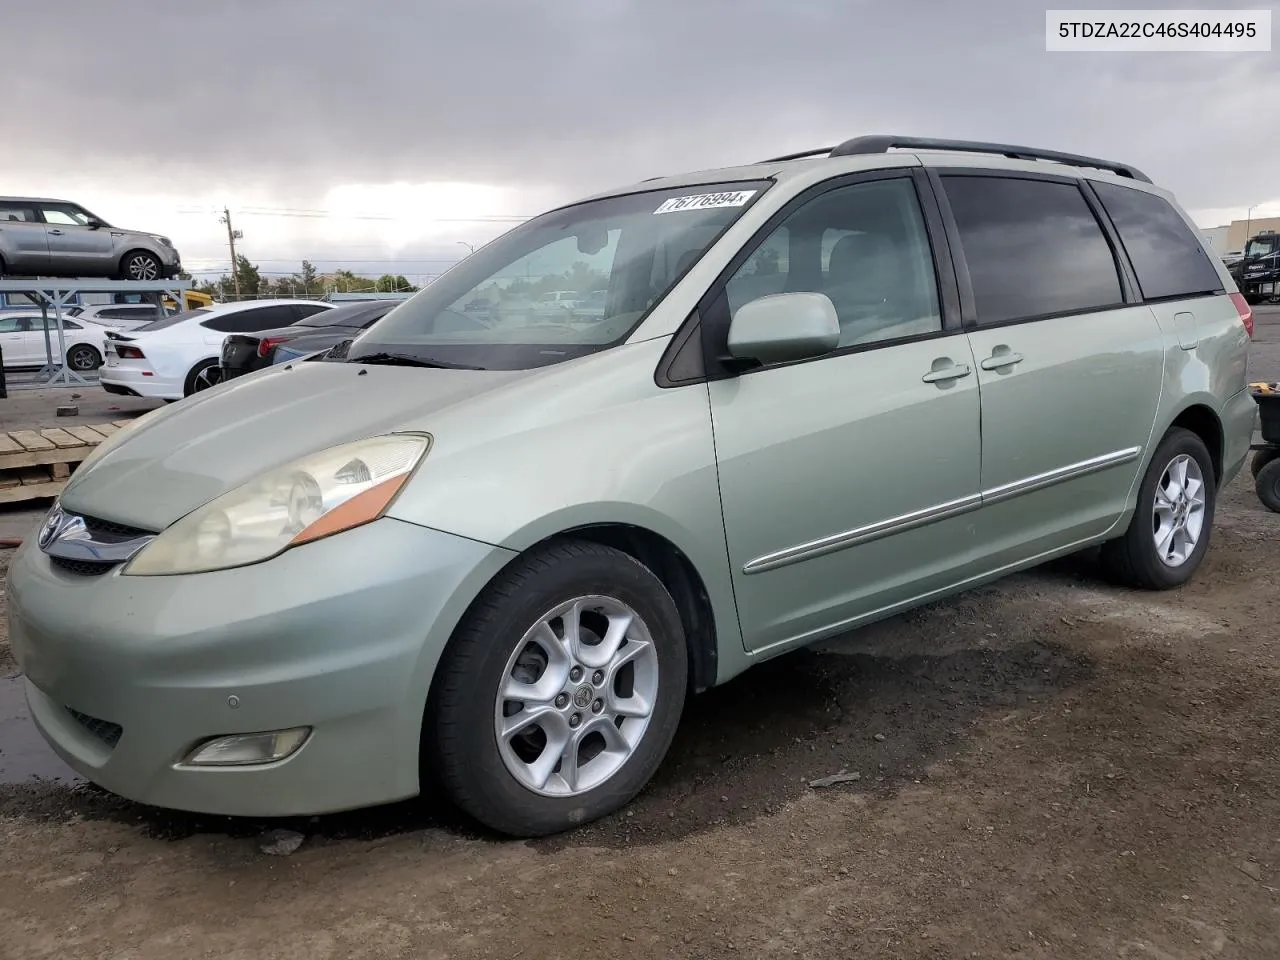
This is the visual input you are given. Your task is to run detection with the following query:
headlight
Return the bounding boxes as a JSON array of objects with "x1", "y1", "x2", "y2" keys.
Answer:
[{"x1": 124, "y1": 434, "x2": 430, "y2": 576}]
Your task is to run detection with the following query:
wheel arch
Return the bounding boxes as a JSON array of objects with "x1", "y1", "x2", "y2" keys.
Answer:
[
  {"x1": 1166, "y1": 401, "x2": 1224, "y2": 485},
  {"x1": 547, "y1": 523, "x2": 719, "y2": 696}
]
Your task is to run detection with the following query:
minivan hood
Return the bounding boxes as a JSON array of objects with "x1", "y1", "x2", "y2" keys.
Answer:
[{"x1": 60, "y1": 361, "x2": 528, "y2": 530}]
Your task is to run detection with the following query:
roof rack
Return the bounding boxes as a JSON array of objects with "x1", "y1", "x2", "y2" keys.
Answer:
[
  {"x1": 761, "y1": 147, "x2": 835, "y2": 163},
  {"x1": 762, "y1": 135, "x2": 1151, "y2": 183}
]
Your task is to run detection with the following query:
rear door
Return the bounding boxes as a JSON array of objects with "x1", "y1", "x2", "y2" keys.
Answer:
[
  {"x1": 931, "y1": 170, "x2": 1165, "y2": 567},
  {"x1": 0, "y1": 202, "x2": 50, "y2": 274}
]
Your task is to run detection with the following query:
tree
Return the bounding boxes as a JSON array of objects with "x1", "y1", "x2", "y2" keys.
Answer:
[
  {"x1": 375, "y1": 274, "x2": 417, "y2": 293},
  {"x1": 233, "y1": 255, "x2": 262, "y2": 297}
]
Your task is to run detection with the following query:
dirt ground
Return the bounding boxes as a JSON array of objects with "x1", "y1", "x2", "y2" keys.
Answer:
[{"x1": 0, "y1": 314, "x2": 1277, "y2": 960}]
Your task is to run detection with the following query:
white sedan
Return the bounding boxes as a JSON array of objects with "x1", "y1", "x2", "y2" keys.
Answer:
[
  {"x1": 0, "y1": 311, "x2": 110, "y2": 372},
  {"x1": 99, "y1": 299, "x2": 335, "y2": 400}
]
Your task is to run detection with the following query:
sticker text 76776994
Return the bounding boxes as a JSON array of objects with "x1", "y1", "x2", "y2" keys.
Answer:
[{"x1": 653, "y1": 190, "x2": 758, "y2": 215}]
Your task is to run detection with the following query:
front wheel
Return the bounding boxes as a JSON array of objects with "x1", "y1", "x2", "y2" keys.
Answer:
[
  {"x1": 119, "y1": 250, "x2": 162, "y2": 281},
  {"x1": 1100, "y1": 427, "x2": 1216, "y2": 590},
  {"x1": 426, "y1": 541, "x2": 688, "y2": 837}
]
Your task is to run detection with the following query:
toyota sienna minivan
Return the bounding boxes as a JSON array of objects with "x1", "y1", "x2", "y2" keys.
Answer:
[{"x1": 8, "y1": 136, "x2": 1255, "y2": 838}]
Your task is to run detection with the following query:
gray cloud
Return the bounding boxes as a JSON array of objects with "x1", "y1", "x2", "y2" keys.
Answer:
[{"x1": 8, "y1": 0, "x2": 1279, "y2": 234}]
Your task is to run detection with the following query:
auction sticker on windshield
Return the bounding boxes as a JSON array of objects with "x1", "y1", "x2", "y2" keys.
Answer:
[{"x1": 654, "y1": 190, "x2": 757, "y2": 214}]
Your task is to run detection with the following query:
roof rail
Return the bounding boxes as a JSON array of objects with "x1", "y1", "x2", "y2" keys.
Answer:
[
  {"x1": 826, "y1": 135, "x2": 1152, "y2": 183},
  {"x1": 761, "y1": 147, "x2": 835, "y2": 163}
]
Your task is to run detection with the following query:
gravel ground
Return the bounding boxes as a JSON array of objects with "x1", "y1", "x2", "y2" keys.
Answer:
[{"x1": 0, "y1": 310, "x2": 1277, "y2": 960}]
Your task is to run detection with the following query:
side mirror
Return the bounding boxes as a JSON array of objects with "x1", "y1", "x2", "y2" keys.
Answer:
[
  {"x1": 726, "y1": 292, "x2": 840, "y2": 365},
  {"x1": 85, "y1": 218, "x2": 102, "y2": 230}
]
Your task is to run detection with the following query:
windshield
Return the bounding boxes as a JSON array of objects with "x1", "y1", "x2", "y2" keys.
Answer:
[
  {"x1": 346, "y1": 181, "x2": 771, "y2": 370},
  {"x1": 1245, "y1": 238, "x2": 1278, "y2": 260}
]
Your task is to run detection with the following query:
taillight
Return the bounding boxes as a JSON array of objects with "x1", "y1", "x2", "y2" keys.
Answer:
[
  {"x1": 117, "y1": 345, "x2": 145, "y2": 359},
  {"x1": 1230, "y1": 292, "x2": 1254, "y2": 339},
  {"x1": 257, "y1": 336, "x2": 288, "y2": 358}
]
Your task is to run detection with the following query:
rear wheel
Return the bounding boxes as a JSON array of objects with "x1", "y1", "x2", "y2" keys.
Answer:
[
  {"x1": 1256, "y1": 457, "x2": 1280, "y2": 513},
  {"x1": 1100, "y1": 427, "x2": 1216, "y2": 590},
  {"x1": 66, "y1": 344, "x2": 102, "y2": 371},
  {"x1": 183, "y1": 359, "x2": 221, "y2": 396},
  {"x1": 426, "y1": 540, "x2": 688, "y2": 837}
]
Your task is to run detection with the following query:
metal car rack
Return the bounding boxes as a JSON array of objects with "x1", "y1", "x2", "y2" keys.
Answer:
[
  {"x1": 0, "y1": 277, "x2": 192, "y2": 388},
  {"x1": 760, "y1": 135, "x2": 1152, "y2": 183}
]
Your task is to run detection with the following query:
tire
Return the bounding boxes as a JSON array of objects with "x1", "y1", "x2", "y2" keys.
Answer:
[
  {"x1": 183, "y1": 359, "x2": 222, "y2": 396},
  {"x1": 119, "y1": 250, "x2": 162, "y2": 281},
  {"x1": 1256, "y1": 457, "x2": 1280, "y2": 513},
  {"x1": 1251, "y1": 447, "x2": 1280, "y2": 479},
  {"x1": 426, "y1": 540, "x2": 688, "y2": 837},
  {"x1": 66, "y1": 344, "x2": 102, "y2": 371},
  {"x1": 1100, "y1": 427, "x2": 1216, "y2": 590}
]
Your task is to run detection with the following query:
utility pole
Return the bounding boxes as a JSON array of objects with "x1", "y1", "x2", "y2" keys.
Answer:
[{"x1": 219, "y1": 207, "x2": 243, "y2": 298}]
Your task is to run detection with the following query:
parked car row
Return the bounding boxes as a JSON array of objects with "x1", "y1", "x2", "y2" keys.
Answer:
[{"x1": 100, "y1": 299, "x2": 338, "y2": 400}]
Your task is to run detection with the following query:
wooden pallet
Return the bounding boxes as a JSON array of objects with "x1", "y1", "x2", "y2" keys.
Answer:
[{"x1": 0, "y1": 420, "x2": 136, "y2": 505}]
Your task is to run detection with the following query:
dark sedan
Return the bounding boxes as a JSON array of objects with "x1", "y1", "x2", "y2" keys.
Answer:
[{"x1": 219, "y1": 299, "x2": 399, "y2": 380}]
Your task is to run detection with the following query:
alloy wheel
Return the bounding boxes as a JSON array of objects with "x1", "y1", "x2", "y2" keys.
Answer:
[
  {"x1": 494, "y1": 595, "x2": 659, "y2": 797},
  {"x1": 1152, "y1": 453, "x2": 1206, "y2": 567}
]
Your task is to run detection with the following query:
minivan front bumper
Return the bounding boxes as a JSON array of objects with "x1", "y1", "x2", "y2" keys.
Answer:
[{"x1": 7, "y1": 515, "x2": 513, "y2": 817}]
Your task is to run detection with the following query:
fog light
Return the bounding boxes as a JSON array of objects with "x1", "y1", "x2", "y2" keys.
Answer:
[{"x1": 182, "y1": 727, "x2": 311, "y2": 766}]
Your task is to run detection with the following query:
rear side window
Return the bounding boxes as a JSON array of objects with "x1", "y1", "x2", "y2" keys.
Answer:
[
  {"x1": 942, "y1": 175, "x2": 1123, "y2": 325},
  {"x1": 138, "y1": 307, "x2": 211, "y2": 332},
  {"x1": 202, "y1": 305, "x2": 300, "y2": 333},
  {"x1": 1090, "y1": 182, "x2": 1223, "y2": 301},
  {"x1": 292, "y1": 303, "x2": 331, "y2": 321}
]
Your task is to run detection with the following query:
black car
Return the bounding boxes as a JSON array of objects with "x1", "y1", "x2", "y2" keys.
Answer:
[{"x1": 220, "y1": 299, "x2": 399, "y2": 380}]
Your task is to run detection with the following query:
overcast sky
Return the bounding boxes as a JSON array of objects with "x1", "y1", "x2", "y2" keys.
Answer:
[{"x1": 6, "y1": 0, "x2": 1279, "y2": 279}]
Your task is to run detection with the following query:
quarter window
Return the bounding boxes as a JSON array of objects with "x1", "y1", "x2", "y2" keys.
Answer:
[
  {"x1": 942, "y1": 175, "x2": 1124, "y2": 325},
  {"x1": 725, "y1": 177, "x2": 942, "y2": 349},
  {"x1": 1091, "y1": 181, "x2": 1223, "y2": 301},
  {"x1": 0, "y1": 204, "x2": 35, "y2": 222}
]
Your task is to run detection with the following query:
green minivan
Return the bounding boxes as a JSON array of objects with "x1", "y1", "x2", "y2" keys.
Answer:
[{"x1": 9, "y1": 136, "x2": 1255, "y2": 837}]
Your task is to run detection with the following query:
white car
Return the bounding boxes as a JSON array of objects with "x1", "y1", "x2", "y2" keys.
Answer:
[
  {"x1": 0, "y1": 311, "x2": 109, "y2": 372},
  {"x1": 67, "y1": 302, "x2": 164, "y2": 331},
  {"x1": 99, "y1": 299, "x2": 335, "y2": 400}
]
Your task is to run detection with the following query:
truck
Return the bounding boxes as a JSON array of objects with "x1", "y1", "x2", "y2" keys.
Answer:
[{"x1": 1229, "y1": 229, "x2": 1280, "y2": 304}]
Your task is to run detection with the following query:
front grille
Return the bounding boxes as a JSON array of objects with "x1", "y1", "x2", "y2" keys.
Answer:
[
  {"x1": 66, "y1": 708, "x2": 123, "y2": 748},
  {"x1": 45, "y1": 511, "x2": 155, "y2": 578},
  {"x1": 80, "y1": 514, "x2": 152, "y2": 542},
  {"x1": 50, "y1": 556, "x2": 116, "y2": 577}
]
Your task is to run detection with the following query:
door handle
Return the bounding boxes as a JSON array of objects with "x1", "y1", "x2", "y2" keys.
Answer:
[
  {"x1": 48, "y1": 229, "x2": 63, "y2": 236},
  {"x1": 921, "y1": 362, "x2": 971, "y2": 383},
  {"x1": 980, "y1": 351, "x2": 1023, "y2": 370}
]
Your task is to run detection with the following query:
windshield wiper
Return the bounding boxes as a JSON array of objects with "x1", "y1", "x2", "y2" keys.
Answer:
[{"x1": 352, "y1": 352, "x2": 485, "y2": 370}]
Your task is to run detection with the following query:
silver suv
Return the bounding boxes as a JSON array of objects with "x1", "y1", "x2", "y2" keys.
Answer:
[{"x1": 0, "y1": 197, "x2": 181, "y2": 282}]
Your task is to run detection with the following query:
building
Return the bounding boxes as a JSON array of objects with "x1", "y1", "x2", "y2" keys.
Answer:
[
  {"x1": 1225, "y1": 216, "x2": 1280, "y2": 256},
  {"x1": 1200, "y1": 225, "x2": 1232, "y2": 258}
]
